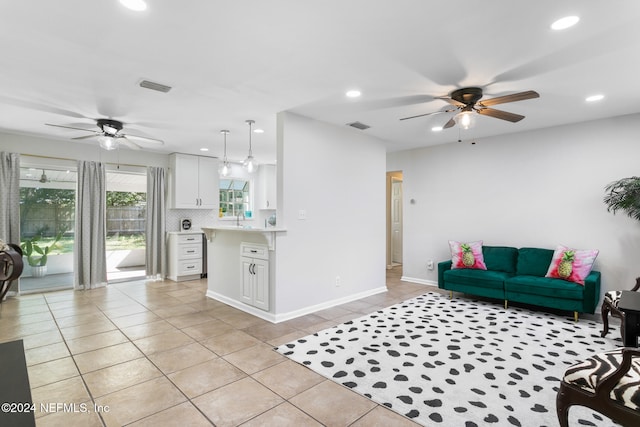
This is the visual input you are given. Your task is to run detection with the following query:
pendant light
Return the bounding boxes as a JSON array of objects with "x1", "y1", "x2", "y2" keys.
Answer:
[
  {"x1": 218, "y1": 130, "x2": 231, "y2": 177},
  {"x1": 243, "y1": 119, "x2": 258, "y2": 173}
]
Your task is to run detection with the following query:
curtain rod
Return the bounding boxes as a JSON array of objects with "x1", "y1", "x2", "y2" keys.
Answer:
[{"x1": 19, "y1": 153, "x2": 150, "y2": 169}]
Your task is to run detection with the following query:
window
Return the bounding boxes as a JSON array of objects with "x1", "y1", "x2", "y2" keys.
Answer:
[{"x1": 219, "y1": 178, "x2": 251, "y2": 217}]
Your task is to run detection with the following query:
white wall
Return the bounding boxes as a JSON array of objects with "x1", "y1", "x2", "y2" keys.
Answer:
[
  {"x1": 387, "y1": 113, "x2": 640, "y2": 299},
  {"x1": 274, "y1": 112, "x2": 387, "y2": 314}
]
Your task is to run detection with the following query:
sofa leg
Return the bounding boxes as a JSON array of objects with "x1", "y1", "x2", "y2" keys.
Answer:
[
  {"x1": 449, "y1": 291, "x2": 452, "y2": 299},
  {"x1": 574, "y1": 311, "x2": 578, "y2": 322},
  {"x1": 504, "y1": 300, "x2": 508, "y2": 309}
]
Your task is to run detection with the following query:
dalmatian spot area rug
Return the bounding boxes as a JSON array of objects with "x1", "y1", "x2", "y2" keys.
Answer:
[{"x1": 276, "y1": 292, "x2": 622, "y2": 427}]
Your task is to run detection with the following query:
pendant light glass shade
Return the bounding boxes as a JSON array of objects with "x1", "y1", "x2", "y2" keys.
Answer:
[
  {"x1": 218, "y1": 130, "x2": 231, "y2": 177},
  {"x1": 243, "y1": 120, "x2": 259, "y2": 174}
]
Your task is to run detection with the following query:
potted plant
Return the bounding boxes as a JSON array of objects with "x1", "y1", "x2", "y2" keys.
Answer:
[
  {"x1": 20, "y1": 232, "x2": 62, "y2": 278},
  {"x1": 604, "y1": 176, "x2": 640, "y2": 220}
]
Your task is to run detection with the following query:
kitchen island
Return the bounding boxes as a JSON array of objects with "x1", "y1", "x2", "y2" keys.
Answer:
[{"x1": 201, "y1": 226, "x2": 286, "y2": 322}]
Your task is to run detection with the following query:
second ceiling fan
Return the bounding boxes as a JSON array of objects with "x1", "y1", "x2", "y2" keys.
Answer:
[
  {"x1": 46, "y1": 118, "x2": 164, "y2": 150},
  {"x1": 400, "y1": 87, "x2": 540, "y2": 129}
]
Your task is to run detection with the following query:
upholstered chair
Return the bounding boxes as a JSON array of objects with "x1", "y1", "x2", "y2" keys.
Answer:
[
  {"x1": 557, "y1": 347, "x2": 640, "y2": 426},
  {"x1": 601, "y1": 277, "x2": 640, "y2": 338}
]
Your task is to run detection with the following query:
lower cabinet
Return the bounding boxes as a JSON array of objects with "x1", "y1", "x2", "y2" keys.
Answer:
[
  {"x1": 167, "y1": 232, "x2": 203, "y2": 282},
  {"x1": 240, "y1": 242, "x2": 269, "y2": 311}
]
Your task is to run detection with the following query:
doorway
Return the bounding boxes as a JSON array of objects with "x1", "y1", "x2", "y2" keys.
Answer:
[{"x1": 386, "y1": 171, "x2": 403, "y2": 270}]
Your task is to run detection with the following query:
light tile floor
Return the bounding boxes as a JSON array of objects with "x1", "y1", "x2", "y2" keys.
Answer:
[{"x1": 1, "y1": 266, "x2": 431, "y2": 426}]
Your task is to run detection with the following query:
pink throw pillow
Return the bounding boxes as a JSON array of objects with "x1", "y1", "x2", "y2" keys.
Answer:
[
  {"x1": 449, "y1": 240, "x2": 487, "y2": 270},
  {"x1": 545, "y1": 245, "x2": 599, "y2": 285}
]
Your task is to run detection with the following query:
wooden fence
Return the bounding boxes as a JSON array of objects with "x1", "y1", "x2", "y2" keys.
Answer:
[{"x1": 20, "y1": 206, "x2": 146, "y2": 237}]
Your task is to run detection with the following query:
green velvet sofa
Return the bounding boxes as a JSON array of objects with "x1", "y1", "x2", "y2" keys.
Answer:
[{"x1": 437, "y1": 246, "x2": 601, "y2": 320}]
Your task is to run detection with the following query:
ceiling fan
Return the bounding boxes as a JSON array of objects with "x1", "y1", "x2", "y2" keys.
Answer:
[
  {"x1": 45, "y1": 118, "x2": 164, "y2": 150},
  {"x1": 400, "y1": 87, "x2": 539, "y2": 129}
]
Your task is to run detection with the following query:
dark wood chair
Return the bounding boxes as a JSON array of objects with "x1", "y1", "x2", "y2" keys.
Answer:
[
  {"x1": 601, "y1": 277, "x2": 640, "y2": 338},
  {"x1": 0, "y1": 243, "x2": 23, "y2": 302},
  {"x1": 557, "y1": 347, "x2": 640, "y2": 427}
]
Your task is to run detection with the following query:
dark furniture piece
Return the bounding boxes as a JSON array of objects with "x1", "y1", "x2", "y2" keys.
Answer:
[
  {"x1": 602, "y1": 277, "x2": 640, "y2": 339},
  {"x1": 557, "y1": 347, "x2": 640, "y2": 427},
  {"x1": 438, "y1": 246, "x2": 601, "y2": 321},
  {"x1": 0, "y1": 243, "x2": 24, "y2": 302},
  {"x1": 0, "y1": 340, "x2": 36, "y2": 426},
  {"x1": 619, "y1": 290, "x2": 640, "y2": 347}
]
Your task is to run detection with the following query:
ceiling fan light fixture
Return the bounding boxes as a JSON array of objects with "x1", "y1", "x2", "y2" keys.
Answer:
[
  {"x1": 454, "y1": 111, "x2": 475, "y2": 130},
  {"x1": 551, "y1": 16, "x2": 579, "y2": 31},
  {"x1": 98, "y1": 135, "x2": 119, "y2": 151}
]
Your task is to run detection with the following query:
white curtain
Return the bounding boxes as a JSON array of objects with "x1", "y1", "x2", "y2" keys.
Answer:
[
  {"x1": 146, "y1": 166, "x2": 166, "y2": 280},
  {"x1": 0, "y1": 152, "x2": 20, "y2": 245},
  {"x1": 74, "y1": 160, "x2": 107, "y2": 289}
]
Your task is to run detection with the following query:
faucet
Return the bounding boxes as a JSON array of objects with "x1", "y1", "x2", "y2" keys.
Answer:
[{"x1": 236, "y1": 211, "x2": 245, "y2": 227}]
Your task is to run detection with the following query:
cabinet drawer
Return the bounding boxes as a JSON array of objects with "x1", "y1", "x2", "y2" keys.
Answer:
[
  {"x1": 178, "y1": 244, "x2": 201, "y2": 259},
  {"x1": 177, "y1": 233, "x2": 202, "y2": 244},
  {"x1": 177, "y1": 260, "x2": 202, "y2": 276},
  {"x1": 240, "y1": 242, "x2": 269, "y2": 260}
]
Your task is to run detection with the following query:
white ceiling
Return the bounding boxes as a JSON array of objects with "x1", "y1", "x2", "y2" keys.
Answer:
[{"x1": 1, "y1": 1, "x2": 639, "y2": 164}]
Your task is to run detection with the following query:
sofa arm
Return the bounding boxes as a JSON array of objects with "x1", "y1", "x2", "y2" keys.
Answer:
[
  {"x1": 438, "y1": 260, "x2": 452, "y2": 289},
  {"x1": 583, "y1": 270, "x2": 601, "y2": 314}
]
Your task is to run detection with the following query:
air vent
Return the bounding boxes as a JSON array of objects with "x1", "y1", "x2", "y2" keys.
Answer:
[
  {"x1": 346, "y1": 121, "x2": 370, "y2": 130},
  {"x1": 139, "y1": 80, "x2": 172, "y2": 93}
]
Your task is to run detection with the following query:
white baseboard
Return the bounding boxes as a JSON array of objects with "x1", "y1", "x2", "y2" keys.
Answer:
[
  {"x1": 401, "y1": 276, "x2": 438, "y2": 287},
  {"x1": 205, "y1": 286, "x2": 388, "y2": 324}
]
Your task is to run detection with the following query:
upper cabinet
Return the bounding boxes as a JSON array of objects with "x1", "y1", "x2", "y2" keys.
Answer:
[
  {"x1": 169, "y1": 153, "x2": 219, "y2": 209},
  {"x1": 257, "y1": 164, "x2": 276, "y2": 210}
]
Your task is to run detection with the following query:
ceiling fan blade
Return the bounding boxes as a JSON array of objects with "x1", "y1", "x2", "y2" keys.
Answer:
[
  {"x1": 72, "y1": 134, "x2": 99, "y2": 140},
  {"x1": 399, "y1": 109, "x2": 456, "y2": 121},
  {"x1": 477, "y1": 107, "x2": 525, "y2": 123},
  {"x1": 121, "y1": 133, "x2": 164, "y2": 145},
  {"x1": 436, "y1": 96, "x2": 466, "y2": 107},
  {"x1": 120, "y1": 137, "x2": 142, "y2": 150},
  {"x1": 478, "y1": 90, "x2": 539, "y2": 107},
  {"x1": 45, "y1": 123, "x2": 100, "y2": 133},
  {"x1": 443, "y1": 117, "x2": 456, "y2": 129}
]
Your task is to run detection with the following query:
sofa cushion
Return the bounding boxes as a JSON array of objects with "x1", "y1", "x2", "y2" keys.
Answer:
[
  {"x1": 505, "y1": 275, "x2": 585, "y2": 299},
  {"x1": 482, "y1": 246, "x2": 518, "y2": 274},
  {"x1": 444, "y1": 268, "x2": 512, "y2": 290},
  {"x1": 516, "y1": 247, "x2": 554, "y2": 277}
]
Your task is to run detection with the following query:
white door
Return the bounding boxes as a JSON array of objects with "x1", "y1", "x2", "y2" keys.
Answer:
[{"x1": 391, "y1": 179, "x2": 403, "y2": 264}]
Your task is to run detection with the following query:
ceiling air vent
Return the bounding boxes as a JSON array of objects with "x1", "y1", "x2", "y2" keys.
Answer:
[
  {"x1": 346, "y1": 121, "x2": 370, "y2": 130},
  {"x1": 139, "y1": 80, "x2": 172, "y2": 93}
]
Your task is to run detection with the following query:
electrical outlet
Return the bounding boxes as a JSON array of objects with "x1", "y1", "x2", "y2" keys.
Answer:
[
  {"x1": 298, "y1": 209, "x2": 306, "y2": 220},
  {"x1": 335, "y1": 276, "x2": 341, "y2": 287},
  {"x1": 427, "y1": 260, "x2": 434, "y2": 270}
]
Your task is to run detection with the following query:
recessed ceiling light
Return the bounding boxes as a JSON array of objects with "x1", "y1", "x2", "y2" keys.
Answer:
[
  {"x1": 119, "y1": 0, "x2": 147, "y2": 12},
  {"x1": 200, "y1": 148, "x2": 209, "y2": 152},
  {"x1": 346, "y1": 90, "x2": 361, "y2": 98},
  {"x1": 585, "y1": 94, "x2": 604, "y2": 102},
  {"x1": 431, "y1": 126, "x2": 443, "y2": 132},
  {"x1": 253, "y1": 128, "x2": 264, "y2": 134},
  {"x1": 551, "y1": 16, "x2": 579, "y2": 30}
]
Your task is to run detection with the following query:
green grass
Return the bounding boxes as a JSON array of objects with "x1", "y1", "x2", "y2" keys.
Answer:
[{"x1": 27, "y1": 234, "x2": 146, "y2": 254}]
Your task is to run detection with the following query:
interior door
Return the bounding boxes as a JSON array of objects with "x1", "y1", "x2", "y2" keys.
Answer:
[{"x1": 391, "y1": 178, "x2": 403, "y2": 264}]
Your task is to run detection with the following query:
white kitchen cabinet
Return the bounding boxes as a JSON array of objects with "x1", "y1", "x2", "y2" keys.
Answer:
[
  {"x1": 240, "y1": 242, "x2": 269, "y2": 310},
  {"x1": 167, "y1": 232, "x2": 203, "y2": 282},
  {"x1": 169, "y1": 153, "x2": 219, "y2": 209},
  {"x1": 257, "y1": 164, "x2": 276, "y2": 210}
]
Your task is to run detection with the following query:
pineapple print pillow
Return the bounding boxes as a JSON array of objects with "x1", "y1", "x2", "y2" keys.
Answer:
[
  {"x1": 545, "y1": 245, "x2": 599, "y2": 285},
  {"x1": 449, "y1": 240, "x2": 487, "y2": 270}
]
